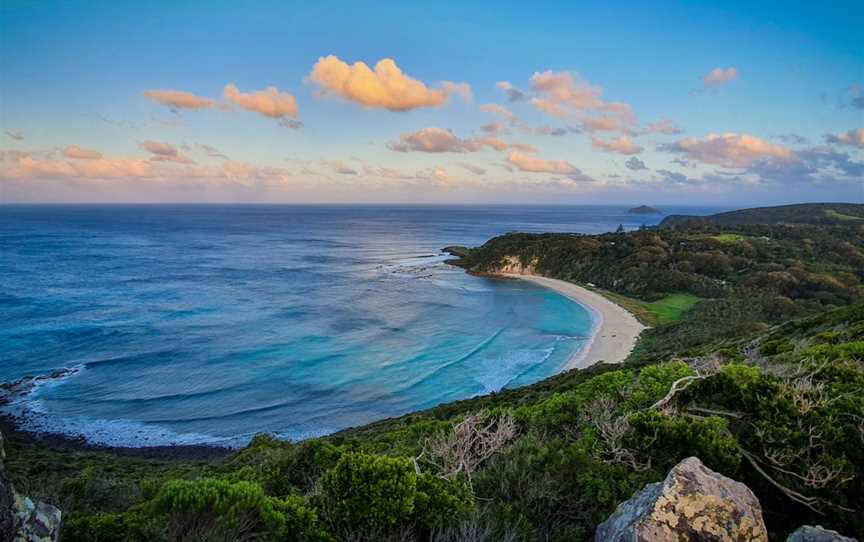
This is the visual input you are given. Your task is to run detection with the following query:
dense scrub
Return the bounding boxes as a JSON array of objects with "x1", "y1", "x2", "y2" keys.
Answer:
[
  {"x1": 4, "y1": 221, "x2": 864, "y2": 541},
  {"x1": 454, "y1": 222, "x2": 864, "y2": 365}
]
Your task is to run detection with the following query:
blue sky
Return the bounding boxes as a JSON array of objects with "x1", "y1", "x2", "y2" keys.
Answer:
[{"x1": 1, "y1": 0, "x2": 862, "y2": 203}]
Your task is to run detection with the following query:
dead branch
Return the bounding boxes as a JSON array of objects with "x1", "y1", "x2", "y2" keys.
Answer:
[{"x1": 419, "y1": 411, "x2": 517, "y2": 481}]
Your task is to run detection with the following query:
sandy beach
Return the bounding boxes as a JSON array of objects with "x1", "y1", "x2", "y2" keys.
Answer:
[{"x1": 498, "y1": 274, "x2": 646, "y2": 370}]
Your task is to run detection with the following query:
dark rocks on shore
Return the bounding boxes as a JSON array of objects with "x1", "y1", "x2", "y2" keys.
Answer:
[{"x1": 786, "y1": 526, "x2": 859, "y2": 542}]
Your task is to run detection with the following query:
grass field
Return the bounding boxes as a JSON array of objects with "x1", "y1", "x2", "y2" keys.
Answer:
[
  {"x1": 825, "y1": 209, "x2": 864, "y2": 221},
  {"x1": 646, "y1": 293, "x2": 704, "y2": 325}
]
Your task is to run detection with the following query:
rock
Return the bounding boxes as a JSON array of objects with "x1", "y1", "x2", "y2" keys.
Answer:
[
  {"x1": 0, "y1": 431, "x2": 62, "y2": 542},
  {"x1": 786, "y1": 525, "x2": 858, "y2": 542},
  {"x1": 595, "y1": 456, "x2": 768, "y2": 542}
]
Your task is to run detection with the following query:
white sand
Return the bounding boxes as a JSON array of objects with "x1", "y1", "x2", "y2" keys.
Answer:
[{"x1": 499, "y1": 274, "x2": 646, "y2": 371}]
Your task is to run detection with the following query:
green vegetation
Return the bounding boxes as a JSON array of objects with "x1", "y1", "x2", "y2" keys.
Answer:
[
  {"x1": 659, "y1": 202, "x2": 864, "y2": 228},
  {"x1": 4, "y1": 214, "x2": 864, "y2": 541},
  {"x1": 645, "y1": 293, "x2": 704, "y2": 324}
]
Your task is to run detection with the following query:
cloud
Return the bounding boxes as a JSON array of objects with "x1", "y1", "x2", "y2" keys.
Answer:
[
  {"x1": 625, "y1": 157, "x2": 647, "y2": 171},
  {"x1": 143, "y1": 89, "x2": 214, "y2": 109},
  {"x1": 527, "y1": 70, "x2": 635, "y2": 133},
  {"x1": 643, "y1": 119, "x2": 682, "y2": 135},
  {"x1": 591, "y1": 135, "x2": 643, "y2": 155},
  {"x1": 702, "y1": 67, "x2": 738, "y2": 88},
  {"x1": 771, "y1": 133, "x2": 810, "y2": 145},
  {"x1": 5, "y1": 130, "x2": 24, "y2": 141},
  {"x1": 849, "y1": 85, "x2": 864, "y2": 110},
  {"x1": 139, "y1": 140, "x2": 195, "y2": 164},
  {"x1": 2, "y1": 153, "x2": 155, "y2": 180},
  {"x1": 415, "y1": 167, "x2": 453, "y2": 186},
  {"x1": 306, "y1": 55, "x2": 468, "y2": 111},
  {"x1": 321, "y1": 159, "x2": 358, "y2": 175},
  {"x1": 479, "y1": 103, "x2": 515, "y2": 122},
  {"x1": 506, "y1": 151, "x2": 576, "y2": 174},
  {"x1": 387, "y1": 127, "x2": 532, "y2": 154},
  {"x1": 362, "y1": 165, "x2": 413, "y2": 180},
  {"x1": 460, "y1": 163, "x2": 486, "y2": 175},
  {"x1": 193, "y1": 143, "x2": 229, "y2": 160},
  {"x1": 659, "y1": 133, "x2": 794, "y2": 167},
  {"x1": 825, "y1": 128, "x2": 864, "y2": 149},
  {"x1": 278, "y1": 119, "x2": 304, "y2": 130},
  {"x1": 223, "y1": 84, "x2": 298, "y2": 118},
  {"x1": 480, "y1": 122, "x2": 504, "y2": 134},
  {"x1": 496, "y1": 81, "x2": 529, "y2": 102},
  {"x1": 63, "y1": 145, "x2": 103, "y2": 160}
]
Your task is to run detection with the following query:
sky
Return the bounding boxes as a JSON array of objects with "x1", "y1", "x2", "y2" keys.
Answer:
[{"x1": 1, "y1": 0, "x2": 862, "y2": 204}]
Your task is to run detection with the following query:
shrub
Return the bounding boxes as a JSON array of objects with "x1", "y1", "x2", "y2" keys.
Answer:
[{"x1": 320, "y1": 453, "x2": 417, "y2": 529}]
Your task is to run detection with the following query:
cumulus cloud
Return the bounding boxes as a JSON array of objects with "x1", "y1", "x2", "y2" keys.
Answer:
[
  {"x1": 659, "y1": 133, "x2": 794, "y2": 167},
  {"x1": 625, "y1": 157, "x2": 647, "y2": 170},
  {"x1": 387, "y1": 127, "x2": 532, "y2": 154},
  {"x1": 591, "y1": 135, "x2": 643, "y2": 155},
  {"x1": 2, "y1": 153, "x2": 155, "y2": 180},
  {"x1": 825, "y1": 128, "x2": 864, "y2": 149},
  {"x1": 139, "y1": 140, "x2": 195, "y2": 164},
  {"x1": 527, "y1": 70, "x2": 635, "y2": 134},
  {"x1": 5, "y1": 130, "x2": 24, "y2": 141},
  {"x1": 702, "y1": 67, "x2": 738, "y2": 88},
  {"x1": 460, "y1": 163, "x2": 486, "y2": 175},
  {"x1": 415, "y1": 166, "x2": 453, "y2": 186},
  {"x1": 143, "y1": 89, "x2": 214, "y2": 109},
  {"x1": 496, "y1": 81, "x2": 529, "y2": 102},
  {"x1": 506, "y1": 151, "x2": 576, "y2": 174},
  {"x1": 223, "y1": 84, "x2": 298, "y2": 118},
  {"x1": 63, "y1": 145, "x2": 103, "y2": 160},
  {"x1": 479, "y1": 103, "x2": 516, "y2": 122},
  {"x1": 306, "y1": 55, "x2": 468, "y2": 111}
]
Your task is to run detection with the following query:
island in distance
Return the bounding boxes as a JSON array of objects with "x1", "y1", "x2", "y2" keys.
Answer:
[{"x1": 627, "y1": 205, "x2": 661, "y2": 214}]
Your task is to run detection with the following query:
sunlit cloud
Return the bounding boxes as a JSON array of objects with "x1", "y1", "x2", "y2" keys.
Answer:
[
  {"x1": 321, "y1": 159, "x2": 358, "y2": 175},
  {"x1": 659, "y1": 133, "x2": 794, "y2": 167},
  {"x1": 591, "y1": 135, "x2": 643, "y2": 155},
  {"x1": 143, "y1": 89, "x2": 214, "y2": 109},
  {"x1": 495, "y1": 81, "x2": 529, "y2": 102},
  {"x1": 642, "y1": 119, "x2": 682, "y2": 135},
  {"x1": 307, "y1": 55, "x2": 469, "y2": 111},
  {"x1": 702, "y1": 67, "x2": 738, "y2": 88},
  {"x1": 506, "y1": 151, "x2": 576, "y2": 174},
  {"x1": 63, "y1": 145, "x2": 103, "y2": 160},
  {"x1": 139, "y1": 140, "x2": 195, "y2": 164},
  {"x1": 223, "y1": 84, "x2": 298, "y2": 118},
  {"x1": 387, "y1": 127, "x2": 533, "y2": 154},
  {"x1": 825, "y1": 128, "x2": 864, "y2": 149}
]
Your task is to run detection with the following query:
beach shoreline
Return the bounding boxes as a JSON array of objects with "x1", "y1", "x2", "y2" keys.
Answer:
[{"x1": 495, "y1": 273, "x2": 646, "y2": 370}]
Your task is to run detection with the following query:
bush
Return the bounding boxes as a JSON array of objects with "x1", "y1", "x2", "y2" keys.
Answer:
[{"x1": 321, "y1": 453, "x2": 417, "y2": 529}]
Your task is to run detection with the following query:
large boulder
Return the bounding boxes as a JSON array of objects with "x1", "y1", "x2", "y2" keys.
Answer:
[
  {"x1": 786, "y1": 526, "x2": 858, "y2": 542},
  {"x1": 596, "y1": 456, "x2": 767, "y2": 542},
  {"x1": 0, "y1": 431, "x2": 62, "y2": 542}
]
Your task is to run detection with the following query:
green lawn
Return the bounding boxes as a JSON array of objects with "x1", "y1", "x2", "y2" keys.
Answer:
[
  {"x1": 825, "y1": 209, "x2": 864, "y2": 221},
  {"x1": 645, "y1": 293, "x2": 704, "y2": 325},
  {"x1": 710, "y1": 233, "x2": 748, "y2": 243}
]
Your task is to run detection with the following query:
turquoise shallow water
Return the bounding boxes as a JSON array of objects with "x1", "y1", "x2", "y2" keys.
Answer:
[{"x1": 0, "y1": 205, "x2": 715, "y2": 446}]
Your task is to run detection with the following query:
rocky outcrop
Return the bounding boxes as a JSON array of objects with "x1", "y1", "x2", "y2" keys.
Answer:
[
  {"x1": 0, "y1": 431, "x2": 62, "y2": 542},
  {"x1": 492, "y1": 255, "x2": 539, "y2": 275},
  {"x1": 595, "y1": 457, "x2": 767, "y2": 542},
  {"x1": 786, "y1": 526, "x2": 859, "y2": 542}
]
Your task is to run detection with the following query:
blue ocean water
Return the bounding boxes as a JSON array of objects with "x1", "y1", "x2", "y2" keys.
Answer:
[{"x1": 0, "y1": 205, "x2": 718, "y2": 447}]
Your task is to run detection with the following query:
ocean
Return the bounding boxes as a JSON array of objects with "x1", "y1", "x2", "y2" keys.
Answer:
[{"x1": 0, "y1": 205, "x2": 718, "y2": 447}]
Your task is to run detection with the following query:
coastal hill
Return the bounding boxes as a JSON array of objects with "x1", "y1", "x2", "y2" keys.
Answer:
[
  {"x1": 3, "y1": 204, "x2": 863, "y2": 541},
  {"x1": 660, "y1": 202, "x2": 864, "y2": 228}
]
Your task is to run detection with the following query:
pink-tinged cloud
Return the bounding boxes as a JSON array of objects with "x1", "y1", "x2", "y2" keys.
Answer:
[
  {"x1": 479, "y1": 103, "x2": 516, "y2": 122},
  {"x1": 2, "y1": 154, "x2": 155, "y2": 180},
  {"x1": 527, "y1": 70, "x2": 635, "y2": 134},
  {"x1": 63, "y1": 145, "x2": 103, "y2": 160},
  {"x1": 661, "y1": 133, "x2": 794, "y2": 167},
  {"x1": 702, "y1": 67, "x2": 738, "y2": 88},
  {"x1": 591, "y1": 135, "x2": 643, "y2": 155},
  {"x1": 643, "y1": 119, "x2": 682, "y2": 135},
  {"x1": 415, "y1": 167, "x2": 453, "y2": 186},
  {"x1": 143, "y1": 89, "x2": 214, "y2": 109},
  {"x1": 506, "y1": 151, "x2": 576, "y2": 174},
  {"x1": 307, "y1": 55, "x2": 468, "y2": 111},
  {"x1": 388, "y1": 127, "x2": 534, "y2": 154},
  {"x1": 139, "y1": 140, "x2": 195, "y2": 164},
  {"x1": 825, "y1": 128, "x2": 864, "y2": 149},
  {"x1": 223, "y1": 84, "x2": 298, "y2": 118},
  {"x1": 321, "y1": 159, "x2": 358, "y2": 175}
]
